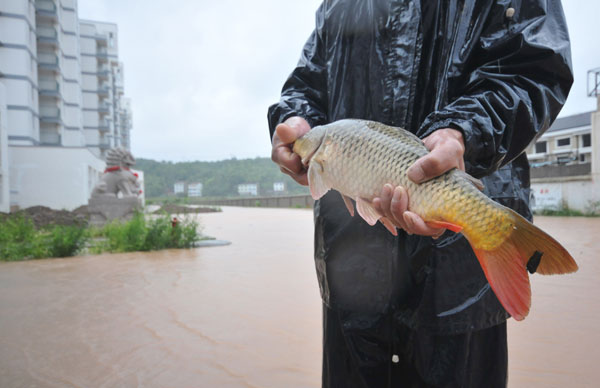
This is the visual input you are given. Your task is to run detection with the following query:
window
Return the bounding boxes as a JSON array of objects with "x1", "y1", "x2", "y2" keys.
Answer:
[
  {"x1": 582, "y1": 133, "x2": 591, "y2": 148},
  {"x1": 580, "y1": 154, "x2": 586, "y2": 163},
  {"x1": 556, "y1": 137, "x2": 570, "y2": 147},
  {"x1": 535, "y1": 141, "x2": 547, "y2": 153}
]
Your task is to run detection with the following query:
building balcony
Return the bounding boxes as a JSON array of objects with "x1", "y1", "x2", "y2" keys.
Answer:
[
  {"x1": 39, "y1": 106, "x2": 61, "y2": 124},
  {"x1": 98, "y1": 118, "x2": 110, "y2": 132},
  {"x1": 98, "y1": 83, "x2": 110, "y2": 96},
  {"x1": 98, "y1": 101, "x2": 110, "y2": 114},
  {"x1": 97, "y1": 64, "x2": 110, "y2": 79},
  {"x1": 35, "y1": 0, "x2": 58, "y2": 20},
  {"x1": 38, "y1": 79, "x2": 60, "y2": 97},
  {"x1": 38, "y1": 52, "x2": 59, "y2": 71},
  {"x1": 36, "y1": 26, "x2": 58, "y2": 44},
  {"x1": 39, "y1": 128, "x2": 61, "y2": 146},
  {"x1": 96, "y1": 46, "x2": 109, "y2": 57}
]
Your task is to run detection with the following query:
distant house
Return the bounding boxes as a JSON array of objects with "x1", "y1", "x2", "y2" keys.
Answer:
[
  {"x1": 238, "y1": 183, "x2": 258, "y2": 196},
  {"x1": 188, "y1": 182, "x2": 203, "y2": 197},
  {"x1": 525, "y1": 110, "x2": 600, "y2": 212},
  {"x1": 273, "y1": 182, "x2": 286, "y2": 192},
  {"x1": 174, "y1": 181, "x2": 185, "y2": 195}
]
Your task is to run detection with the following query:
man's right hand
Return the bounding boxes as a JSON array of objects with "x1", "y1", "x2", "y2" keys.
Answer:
[{"x1": 271, "y1": 116, "x2": 311, "y2": 186}]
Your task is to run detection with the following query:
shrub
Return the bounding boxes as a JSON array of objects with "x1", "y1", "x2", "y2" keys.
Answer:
[
  {"x1": 0, "y1": 216, "x2": 88, "y2": 261},
  {"x1": 97, "y1": 212, "x2": 200, "y2": 253}
]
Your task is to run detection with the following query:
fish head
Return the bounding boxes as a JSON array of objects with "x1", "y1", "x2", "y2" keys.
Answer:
[{"x1": 292, "y1": 125, "x2": 328, "y2": 167}]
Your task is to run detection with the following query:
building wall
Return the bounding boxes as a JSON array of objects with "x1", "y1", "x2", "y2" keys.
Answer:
[
  {"x1": 9, "y1": 145, "x2": 105, "y2": 210},
  {"x1": 79, "y1": 20, "x2": 131, "y2": 157},
  {"x1": 0, "y1": 0, "x2": 134, "y2": 211},
  {"x1": 0, "y1": 0, "x2": 39, "y2": 145},
  {"x1": 0, "y1": 84, "x2": 9, "y2": 212}
]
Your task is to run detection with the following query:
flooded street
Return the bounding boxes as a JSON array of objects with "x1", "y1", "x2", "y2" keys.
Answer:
[{"x1": 1, "y1": 207, "x2": 599, "y2": 387}]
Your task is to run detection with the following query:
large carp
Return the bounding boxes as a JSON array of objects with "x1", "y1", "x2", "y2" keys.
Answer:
[{"x1": 292, "y1": 119, "x2": 578, "y2": 320}]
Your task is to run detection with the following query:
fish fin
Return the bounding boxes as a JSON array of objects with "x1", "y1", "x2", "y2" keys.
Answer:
[
  {"x1": 468, "y1": 208, "x2": 578, "y2": 321},
  {"x1": 340, "y1": 193, "x2": 355, "y2": 217},
  {"x1": 379, "y1": 217, "x2": 398, "y2": 236},
  {"x1": 425, "y1": 220, "x2": 463, "y2": 233},
  {"x1": 505, "y1": 208, "x2": 578, "y2": 275},
  {"x1": 307, "y1": 161, "x2": 330, "y2": 200},
  {"x1": 356, "y1": 197, "x2": 381, "y2": 226},
  {"x1": 455, "y1": 170, "x2": 484, "y2": 191},
  {"x1": 472, "y1": 245, "x2": 531, "y2": 321}
]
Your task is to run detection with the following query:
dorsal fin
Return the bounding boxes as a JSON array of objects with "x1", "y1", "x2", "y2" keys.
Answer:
[{"x1": 454, "y1": 170, "x2": 484, "y2": 191}]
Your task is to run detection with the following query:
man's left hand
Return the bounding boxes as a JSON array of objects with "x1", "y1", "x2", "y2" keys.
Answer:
[{"x1": 372, "y1": 128, "x2": 465, "y2": 237}]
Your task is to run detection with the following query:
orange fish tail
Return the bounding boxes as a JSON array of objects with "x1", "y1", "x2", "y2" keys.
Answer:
[{"x1": 468, "y1": 208, "x2": 578, "y2": 321}]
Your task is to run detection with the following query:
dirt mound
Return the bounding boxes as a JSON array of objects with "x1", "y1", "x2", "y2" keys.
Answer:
[
  {"x1": 0, "y1": 206, "x2": 89, "y2": 229},
  {"x1": 153, "y1": 204, "x2": 220, "y2": 214}
]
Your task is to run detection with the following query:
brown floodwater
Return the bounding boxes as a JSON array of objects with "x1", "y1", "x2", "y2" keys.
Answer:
[{"x1": 0, "y1": 207, "x2": 598, "y2": 387}]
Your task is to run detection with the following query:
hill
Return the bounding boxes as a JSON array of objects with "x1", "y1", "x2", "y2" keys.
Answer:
[{"x1": 135, "y1": 157, "x2": 309, "y2": 198}]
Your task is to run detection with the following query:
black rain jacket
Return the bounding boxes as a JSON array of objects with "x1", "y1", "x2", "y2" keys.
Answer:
[{"x1": 268, "y1": 0, "x2": 573, "y2": 335}]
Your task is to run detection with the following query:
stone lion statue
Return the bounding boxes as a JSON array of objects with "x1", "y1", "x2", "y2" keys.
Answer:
[{"x1": 91, "y1": 148, "x2": 141, "y2": 198}]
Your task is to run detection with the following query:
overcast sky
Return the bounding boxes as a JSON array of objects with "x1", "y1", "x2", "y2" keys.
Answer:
[{"x1": 78, "y1": 0, "x2": 600, "y2": 162}]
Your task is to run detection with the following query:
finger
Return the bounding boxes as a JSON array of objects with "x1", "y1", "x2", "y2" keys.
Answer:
[
  {"x1": 280, "y1": 166, "x2": 308, "y2": 186},
  {"x1": 407, "y1": 145, "x2": 461, "y2": 184},
  {"x1": 378, "y1": 184, "x2": 394, "y2": 220},
  {"x1": 389, "y1": 186, "x2": 409, "y2": 230},
  {"x1": 402, "y1": 211, "x2": 446, "y2": 236},
  {"x1": 272, "y1": 145, "x2": 304, "y2": 174},
  {"x1": 275, "y1": 123, "x2": 299, "y2": 145}
]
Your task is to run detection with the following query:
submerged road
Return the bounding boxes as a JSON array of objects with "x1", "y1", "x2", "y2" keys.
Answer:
[{"x1": 0, "y1": 207, "x2": 598, "y2": 387}]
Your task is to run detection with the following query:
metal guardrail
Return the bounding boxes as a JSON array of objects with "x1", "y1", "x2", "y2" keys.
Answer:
[{"x1": 197, "y1": 194, "x2": 314, "y2": 209}]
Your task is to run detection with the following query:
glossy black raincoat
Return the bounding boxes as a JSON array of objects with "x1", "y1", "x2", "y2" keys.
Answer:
[{"x1": 268, "y1": 0, "x2": 572, "y2": 386}]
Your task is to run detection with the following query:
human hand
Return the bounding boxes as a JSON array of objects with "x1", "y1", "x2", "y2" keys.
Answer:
[
  {"x1": 271, "y1": 116, "x2": 311, "y2": 186},
  {"x1": 406, "y1": 127, "x2": 465, "y2": 183},
  {"x1": 373, "y1": 128, "x2": 465, "y2": 237}
]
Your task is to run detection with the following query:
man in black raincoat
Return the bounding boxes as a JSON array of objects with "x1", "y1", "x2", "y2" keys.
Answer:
[{"x1": 268, "y1": 1, "x2": 573, "y2": 387}]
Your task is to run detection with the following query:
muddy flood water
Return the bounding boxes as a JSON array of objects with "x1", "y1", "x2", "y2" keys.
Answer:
[{"x1": 1, "y1": 207, "x2": 599, "y2": 387}]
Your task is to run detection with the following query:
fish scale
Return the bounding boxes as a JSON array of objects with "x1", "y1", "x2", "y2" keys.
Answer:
[{"x1": 291, "y1": 118, "x2": 578, "y2": 321}]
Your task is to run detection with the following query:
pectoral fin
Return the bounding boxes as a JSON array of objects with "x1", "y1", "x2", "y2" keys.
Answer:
[
  {"x1": 379, "y1": 217, "x2": 398, "y2": 236},
  {"x1": 307, "y1": 161, "x2": 330, "y2": 200},
  {"x1": 340, "y1": 193, "x2": 355, "y2": 217},
  {"x1": 356, "y1": 198, "x2": 381, "y2": 226}
]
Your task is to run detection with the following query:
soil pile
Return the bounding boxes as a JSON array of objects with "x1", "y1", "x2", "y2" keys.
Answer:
[{"x1": 0, "y1": 206, "x2": 89, "y2": 229}]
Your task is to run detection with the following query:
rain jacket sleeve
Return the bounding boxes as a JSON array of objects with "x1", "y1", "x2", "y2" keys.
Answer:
[
  {"x1": 267, "y1": 6, "x2": 327, "y2": 139},
  {"x1": 417, "y1": 0, "x2": 573, "y2": 178}
]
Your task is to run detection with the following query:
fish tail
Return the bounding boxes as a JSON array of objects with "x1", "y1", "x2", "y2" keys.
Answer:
[{"x1": 469, "y1": 208, "x2": 578, "y2": 321}]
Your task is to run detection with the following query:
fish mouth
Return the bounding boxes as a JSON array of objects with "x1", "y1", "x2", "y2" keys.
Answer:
[{"x1": 293, "y1": 138, "x2": 318, "y2": 168}]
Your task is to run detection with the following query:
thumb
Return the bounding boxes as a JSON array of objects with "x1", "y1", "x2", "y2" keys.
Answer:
[
  {"x1": 407, "y1": 153, "x2": 444, "y2": 184},
  {"x1": 275, "y1": 123, "x2": 298, "y2": 144}
]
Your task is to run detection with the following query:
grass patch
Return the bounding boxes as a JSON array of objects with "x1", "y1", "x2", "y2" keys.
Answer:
[
  {"x1": 0, "y1": 216, "x2": 88, "y2": 261},
  {"x1": 1, "y1": 212, "x2": 201, "y2": 261}
]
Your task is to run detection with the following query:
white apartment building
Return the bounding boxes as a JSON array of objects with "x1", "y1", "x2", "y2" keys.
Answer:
[
  {"x1": 173, "y1": 181, "x2": 185, "y2": 195},
  {"x1": 0, "y1": 0, "x2": 133, "y2": 211},
  {"x1": 188, "y1": 182, "x2": 202, "y2": 197},
  {"x1": 238, "y1": 183, "x2": 258, "y2": 196},
  {"x1": 79, "y1": 19, "x2": 131, "y2": 158},
  {"x1": 526, "y1": 108, "x2": 600, "y2": 212},
  {"x1": 273, "y1": 182, "x2": 285, "y2": 192}
]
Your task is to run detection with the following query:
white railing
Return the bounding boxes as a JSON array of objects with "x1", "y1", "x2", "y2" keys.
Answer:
[
  {"x1": 37, "y1": 26, "x2": 57, "y2": 39},
  {"x1": 38, "y1": 52, "x2": 58, "y2": 65},
  {"x1": 38, "y1": 79, "x2": 59, "y2": 92},
  {"x1": 35, "y1": 0, "x2": 57, "y2": 13},
  {"x1": 39, "y1": 105, "x2": 60, "y2": 118}
]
